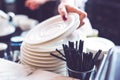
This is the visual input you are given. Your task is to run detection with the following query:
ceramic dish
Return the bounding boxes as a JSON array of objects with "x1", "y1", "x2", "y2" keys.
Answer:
[
  {"x1": 21, "y1": 60, "x2": 66, "y2": 70},
  {"x1": 21, "y1": 57, "x2": 63, "y2": 65},
  {"x1": 20, "y1": 51, "x2": 63, "y2": 63},
  {"x1": 24, "y1": 13, "x2": 80, "y2": 45},
  {"x1": 22, "y1": 31, "x2": 80, "y2": 52},
  {"x1": 32, "y1": 30, "x2": 80, "y2": 51},
  {"x1": 21, "y1": 45, "x2": 60, "y2": 57},
  {"x1": 12, "y1": 14, "x2": 28, "y2": 26},
  {"x1": 0, "y1": 25, "x2": 15, "y2": 37},
  {"x1": 21, "y1": 57, "x2": 65, "y2": 68},
  {"x1": 0, "y1": 43, "x2": 8, "y2": 50},
  {"x1": 21, "y1": 46, "x2": 52, "y2": 57},
  {"x1": 84, "y1": 37, "x2": 115, "y2": 52},
  {"x1": 84, "y1": 37, "x2": 115, "y2": 59},
  {"x1": 20, "y1": 49, "x2": 60, "y2": 61}
]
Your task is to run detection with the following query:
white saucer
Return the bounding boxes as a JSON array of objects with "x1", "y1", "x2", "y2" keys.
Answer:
[
  {"x1": 21, "y1": 51, "x2": 62, "y2": 62},
  {"x1": 0, "y1": 25, "x2": 15, "y2": 37},
  {"x1": 24, "y1": 13, "x2": 80, "y2": 45},
  {"x1": 84, "y1": 37, "x2": 115, "y2": 53},
  {"x1": 21, "y1": 46, "x2": 51, "y2": 57},
  {"x1": 21, "y1": 58, "x2": 64, "y2": 68},
  {"x1": 0, "y1": 43, "x2": 8, "y2": 50},
  {"x1": 21, "y1": 49, "x2": 59, "y2": 61},
  {"x1": 22, "y1": 31, "x2": 80, "y2": 52},
  {"x1": 21, "y1": 60, "x2": 66, "y2": 71}
]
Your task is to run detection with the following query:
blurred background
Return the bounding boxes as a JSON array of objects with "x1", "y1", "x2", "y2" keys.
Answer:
[
  {"x1": 0, "y1": 0, "x2": 60, "y2": 22},
  {"x1": 1, "y1": 0, "x2": 120, "y2": 45},
  {"x1": 0, "y1": 0, "x2": 120, "y2": 61},
  {"x1": 75, "y1": 0, "x2": 120, "y2": 45},
  {"x1": 0, "y1": 1, "x2": 119, "y2": 79},
  {"x1": 0, "y1": 0, "x2": 60, "y2": 61}
]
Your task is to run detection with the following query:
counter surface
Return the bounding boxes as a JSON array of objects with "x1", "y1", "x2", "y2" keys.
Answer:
[{"x1": 0, "y1": 58, "x2": 77, "y2": 80}]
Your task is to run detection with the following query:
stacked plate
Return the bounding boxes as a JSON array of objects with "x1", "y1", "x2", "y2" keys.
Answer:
[
  {"x1": 20, "y1": 13, "x2": 80, "y2": 75},
  {"x1": 0, "y1": 19, "x2": 15, "y2": 37},
  {"x1": 84, "y1": 37, "x2": 115, "y2": 59}
]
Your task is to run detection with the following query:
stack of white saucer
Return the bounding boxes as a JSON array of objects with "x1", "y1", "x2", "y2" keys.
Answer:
[{"x1": 20, "y1": 13, "x2": 80, "y2": 75}]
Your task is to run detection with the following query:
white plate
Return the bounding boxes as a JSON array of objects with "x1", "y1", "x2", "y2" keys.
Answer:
[
  {"x1": 21, "y1": 44, "x2": 51, "y2": 55},
  {"x1": 21, "y1": 45, "x2": 60, "y2": 57},
  {"x1": 36, "y1": 30, "x2": 80, "y2": 51},
  {"x1": 0, "y1": 43, "x2": 8, "y2": 50},
  {"x1": 24, "y1": 13, "x2": 80, "y2": 45},
  {"x1": 21, "y1": 54, "x2": 64, "y2": 65},
  {"x1": 21, "y1": 46, "x2": 52, "y2": 57},
  {"x1": 21, "y1": 59, "x2": 66, "y2": 70},
  {"x1": 84, "y1": 37, "x2": 115, "y2": 52},
  {"x1": 21, "y1": 59, "x2": 65, "y2": 69},
  {"x1": 0, "y1": 25, "x2": 15, "y2": 37},
  {"x1": 21, "y1": 50, "x2": 63, "y2": 62},
  {"x1": 21, "y1": 56, "x2": 63, "y2": 65},
  {"x1": 22, "y1": 31, "x2": 80, "y2": 52},
  {"x1": 21, "y1": 55, "x2": 61, "y2": 65},
  {"x1": 21, "y1": 49, "x2": 59, "y2": 60}
]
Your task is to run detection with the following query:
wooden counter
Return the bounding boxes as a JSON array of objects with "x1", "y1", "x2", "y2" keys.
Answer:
[{"x1": 0, "y1": 58, "x2": 77, "y2": 80}]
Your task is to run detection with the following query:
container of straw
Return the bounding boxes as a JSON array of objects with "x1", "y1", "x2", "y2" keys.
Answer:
[
  {"x1": 67, "y1": 66, "x2": 95, "y2": 80},
  {"x1": 51, "y1": 40, "x2": 102, "y2": 80}
]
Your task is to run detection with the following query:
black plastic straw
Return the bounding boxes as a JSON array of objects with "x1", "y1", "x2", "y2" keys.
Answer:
[
  {"x1": 79, "y1": 40, "x2": 84, "y2": 54},
  {"x1": 93, "y1": 49, "x2": 102, "y2": 63},
  {"x1": 57, "y1": 40, "x2": 102, "y2": 72},
  {"x1": 76, "y1": 41, "x2": 78, "y2": 50},
  {"x1": 50, "y1": 52, "x2": 66, "y2": 61},
  {"x1": 56, "y1": 49, "x2": 65, "y2": 58}
]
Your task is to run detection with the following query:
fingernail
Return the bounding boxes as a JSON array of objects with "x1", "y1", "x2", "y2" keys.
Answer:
[{"x1": 62, "y1": 15, "x2": 67, "y2": 21}]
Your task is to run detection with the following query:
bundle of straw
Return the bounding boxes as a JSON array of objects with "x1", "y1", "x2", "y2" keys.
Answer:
[{"x1": 50, "y1": 40, "x2": 102, "y2": 72}]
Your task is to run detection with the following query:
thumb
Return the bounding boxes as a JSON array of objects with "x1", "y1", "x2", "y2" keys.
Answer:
[{"x1": 58, "y1": 3, "x2": 68, "y2": 21}]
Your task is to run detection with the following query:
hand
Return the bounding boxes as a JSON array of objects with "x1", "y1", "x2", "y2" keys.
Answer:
[
  {"x1": 25, "y1": 0, "x2": 49, "y2": 10},
  {"x1": 58, "y1": 3, "x2": 87, "y2": 27}
]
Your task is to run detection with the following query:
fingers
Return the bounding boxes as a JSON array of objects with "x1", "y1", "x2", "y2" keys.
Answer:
[
  {"x1": 25, "y1": 0, "x2": 40, "y2": 10},
  {"x1": 76, "y1": 9, "x2": 86, "y2": 27},
  {"x1": 65, "y1": 5, "x2": 87, "y2": 27},
  {"x1": 58, "y1": 3, "x2": 87, "y2": 27},
  {"x1": 58, "y1": 3, "x2": 68, "y2": 21},
  {"x1": 77, "y1": 10, "x2": 87, "y2": 27}
]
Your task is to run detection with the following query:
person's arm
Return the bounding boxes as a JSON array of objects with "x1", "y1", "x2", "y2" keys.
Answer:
[
  {"x1": 25, "y1": 0, "x2": 49, "y2": 10},
  {"x1": 58, "y1": 0, "x2": 87, "y2": 27}
]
